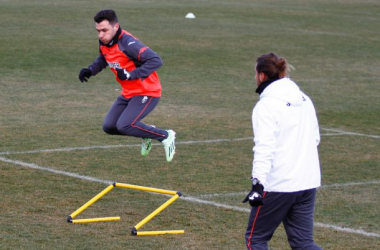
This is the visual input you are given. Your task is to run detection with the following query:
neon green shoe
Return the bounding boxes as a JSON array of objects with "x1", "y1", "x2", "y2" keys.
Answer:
[
  {"x1": 162, "y1": 130, "x2": 176, "y2": 162},
  {"x1": 141, "y1": 138, "x2": 152, "y2": 156}
]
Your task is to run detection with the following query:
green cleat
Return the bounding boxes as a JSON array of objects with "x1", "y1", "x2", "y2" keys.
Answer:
[
  {"x1": 162, "y1": 130, "x2": 176, "y2": 162},
  {"x1": 141, "y1": 138, "x2": 152, "y2": 156}
]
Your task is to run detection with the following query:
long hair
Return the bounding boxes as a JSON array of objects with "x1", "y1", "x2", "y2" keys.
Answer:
[{"x1": 256, "y1": 53, "x2": 291, "y2": 80}]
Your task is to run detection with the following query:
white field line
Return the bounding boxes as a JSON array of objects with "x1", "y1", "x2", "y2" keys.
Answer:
[
  {"x1": 322, "y1": 180, "x2": 380, "y2": 188},
  {"x1": 1, "y1": 156, "x2": 379, "y2": 239},
  {"x1": 321, "y1": 128, "x2": 380, "y2": 139},
  {"x1": 0, "y1": 157, "x2": 113, "y2": 185},
  {"x1": 314, "y1": 222, "x2": 380, "y2": 238},
  {"x1": 0, "y1": 139, "x2": 246, "y2": 156},
  {"x1": 1, "y1": 127, "x2": 378, "y2": 156},
  {"x1": 0, "y1": 144, "x2": 143, "y2": 156},
  {"x1": 197, "y1": 180, "x2": 380, "y2": 199}
]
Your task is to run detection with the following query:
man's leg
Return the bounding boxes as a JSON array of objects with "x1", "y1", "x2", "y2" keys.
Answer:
[
  {"x1": 283, "y1": 189, "x2": 322, "y2": 250},
  {"x1": 245, "y1": 192, "x2": 295, "y2": 250},
  {"x1": 106, "y1": 95, "x2": 176, "y2": 161},
  {"x1": 116, "y1": 95, "x2": 168, "y2": 141},
  {"x1": 103, "y1": 95, "x2": 129, "y2": 135}
]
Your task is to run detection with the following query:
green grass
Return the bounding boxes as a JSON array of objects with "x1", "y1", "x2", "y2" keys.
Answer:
[{"x1": 1, "y1": 0, "x2": 380, "y2": 249}]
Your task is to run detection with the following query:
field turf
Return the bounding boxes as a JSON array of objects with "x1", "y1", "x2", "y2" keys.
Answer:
[{"x1": 1, "y1": 0, "x2": 379, "y2": 249}]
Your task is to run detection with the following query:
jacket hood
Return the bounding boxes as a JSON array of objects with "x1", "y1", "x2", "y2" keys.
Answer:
[{"x1": 260, "y1": 78, "x2": 304, "y2": 106}]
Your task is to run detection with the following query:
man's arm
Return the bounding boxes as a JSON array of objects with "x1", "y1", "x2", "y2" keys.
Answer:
[
  {"x1": 130, "y1": 46, "x2": 163, "y2": 80},
  {"x1": 88, "y1": 53, "x2": 108, "y2": 76},
  {"x1": 251, "y1": 101, "x2": 278, "y2": 188},
  {"x1": 119, "y1": 36, "x2": 163, "y2": 80},
  {"x1": 79, "y1": 53, "x2": 108, "y2": 83}
]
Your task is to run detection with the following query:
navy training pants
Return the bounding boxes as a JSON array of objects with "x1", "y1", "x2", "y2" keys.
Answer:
[
  {"x1": 245, "y1": 188, "x2": 322, "y2": 250},
  {"x1": 103, "y1": 95, "x2": 168, "y2": 141}
]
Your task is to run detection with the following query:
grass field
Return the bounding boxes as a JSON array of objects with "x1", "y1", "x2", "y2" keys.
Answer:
[{"x1": 1, "y1": 0, "x2": 380, "y2": 249}]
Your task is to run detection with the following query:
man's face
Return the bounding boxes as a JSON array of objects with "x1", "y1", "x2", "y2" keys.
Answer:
[
  {"x1": 255, "y1": 68, "x2": 260, "y2": 87},
  {"x1": 95, "y1": 20, "x2": 119, "y2": 44},
  {"x1": 254, "y1": 64, "x2": 266, "y2": 87}
]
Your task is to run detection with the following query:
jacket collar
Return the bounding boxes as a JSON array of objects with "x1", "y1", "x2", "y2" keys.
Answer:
[
  {"x1": 255, "y1": 78, "x2": 279, "y2": 95},
  {"x1": 99, "y1": 26, "x2": 122, "y2": 47}
]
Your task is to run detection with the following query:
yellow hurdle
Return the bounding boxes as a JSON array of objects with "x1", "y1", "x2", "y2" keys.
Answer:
[
  {"x1": 67, "y1": 182, "x2": 184, "y2": 236},
  {"x1": 71, "y1": 217, "x2": 120, "y2": 223}
]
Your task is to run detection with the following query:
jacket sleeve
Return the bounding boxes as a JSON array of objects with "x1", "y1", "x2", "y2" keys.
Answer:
[
  {"x1": 251, "y1": 101, "x2": 278, "y2": 188},
  {"x1": 119, "y1": 36, "x2": 163, "y2": 80},
  {"x1": 88, "y1": 53, "x2": 108, "y2": 76}
]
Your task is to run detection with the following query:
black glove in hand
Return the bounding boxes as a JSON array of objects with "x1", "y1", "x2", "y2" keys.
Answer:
[
  {"x1": 116, "y1": 68, "x2": 131, "y2": 80},
  {"x1": 243, "y1": 180, "x2": 264, "y2": 207},
  {"x1": 79, "y1": 68, "x2": 92, "y2": 82}
]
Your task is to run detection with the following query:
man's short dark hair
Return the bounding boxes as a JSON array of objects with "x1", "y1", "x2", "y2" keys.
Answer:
[{"x1": 94, "y1": 9, "x2": 118, "y2": 24}]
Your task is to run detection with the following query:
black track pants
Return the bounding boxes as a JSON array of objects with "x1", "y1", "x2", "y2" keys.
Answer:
[
  {"x1": 245, "y1": 188, "x2": 322, "y2": 250},
  {"x1": 103, "y1": 95, "x2": 168, "y2": 141}
]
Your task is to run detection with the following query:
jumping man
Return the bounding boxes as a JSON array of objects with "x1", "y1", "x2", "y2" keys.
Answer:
[{"x1": 79, "y1": 9, "x2": 176, "y2": 162}]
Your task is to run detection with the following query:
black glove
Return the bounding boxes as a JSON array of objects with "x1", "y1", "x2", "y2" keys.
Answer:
[
  {"x1": 79, "y1": 68, "x2": 92, "y2": 83},
  {"x1": 243, "y1": 178, "x2": 264, "y2": 207},
  {"x1": 116, "y1": 68, "x2": 131, "y2": 80}
]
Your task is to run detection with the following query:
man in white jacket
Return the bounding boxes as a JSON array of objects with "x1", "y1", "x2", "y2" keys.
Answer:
[{"x1": 243, "y1": 53, "x2": 322, "y2": 250}]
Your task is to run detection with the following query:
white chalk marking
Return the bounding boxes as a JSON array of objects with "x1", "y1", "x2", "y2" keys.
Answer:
[
  {"x1": 1, "y1": 156, "x2": 379, "y2": 238},
  {"x1": 198, "y1": 180, "x2": 380, "y2": 199},
  {"x1": 0, "y1": 157, "x2": 113, "y2": 185},
  {"x1": 322, "y1": 180, "x2": 380, "y2": 188},
  {"x1": 3, "y1": 126, "x2": 377, "y2": 156},
  {"x1": 321, "y1": 128, "x2": 380, "y2": 139},
  {"x1": 181, "y1": 196, "x2": 250, "y2": 213},
  {"x1": 314, "y1": 222, "x2": 380, "y2": 238}
]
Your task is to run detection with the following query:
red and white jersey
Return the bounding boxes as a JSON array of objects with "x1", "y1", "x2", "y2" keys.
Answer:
[{"x1": 89, "y1": 28, "x2": 163, "y2": 98}]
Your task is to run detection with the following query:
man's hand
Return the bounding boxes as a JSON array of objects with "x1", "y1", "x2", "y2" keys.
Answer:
[
  {"x1": 243, "y1": 178, "x2": 264, "y2": 207},
  {"x1": 116, "y1": 68, "x2": 131, "y2": 80},
  {"x1": 79, "y1": 68, "x2": 92, "y2": 82}
]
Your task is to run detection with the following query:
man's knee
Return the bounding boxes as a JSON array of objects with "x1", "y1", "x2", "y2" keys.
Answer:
[
  {"x1": 245, "y1": 239, "x2": 269, "y2": 250},
  {"x1": 245, "y1": 233, "x2": 269, "y2": 250},
  {"x1": 103, "y1": 123, "x2": 119, "y2": 135},
  {"x1": 289, "y1": 241, "x2": 322, "y2": 250},
  {"x1": 116, "y1": 122, "x2": 134, "y2": 135}
]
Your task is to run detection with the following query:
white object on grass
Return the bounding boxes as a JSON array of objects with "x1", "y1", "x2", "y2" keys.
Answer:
[{"x1": 185, "y1": 13, "x2": 196, "y2": 19}]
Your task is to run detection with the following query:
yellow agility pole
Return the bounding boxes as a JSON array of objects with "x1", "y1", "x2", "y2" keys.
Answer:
[
  {"x1": 115, "y1": 182, "x2": 177, "y2": 195},
  {"x1": 131, "y1": 194, "x2": 182, "y2": 235},
  {"x1": 67, "y1": 184, "x2": 114, "y2": 223},
  {"x1": 134, "y1": 194, "x2": 180, "y2": 230},
  {"x1": 136, "y1": 230, "x2": 185, "y2": 236},
  {"x1": 71, "y1": 217, "x2": 120, "y2": 224}
]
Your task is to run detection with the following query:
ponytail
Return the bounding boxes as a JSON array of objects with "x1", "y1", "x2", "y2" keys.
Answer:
[{"x1": 256, "y1": 53, "x2": 291, "y2": 80}]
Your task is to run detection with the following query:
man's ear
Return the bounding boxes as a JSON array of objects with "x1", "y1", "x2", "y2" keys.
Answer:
[
  {"x1": 259, "y1": 72, "x2": 267, "y2": 82},
  {"x1": 114, "y1": 23, "x2": 120, "y2": 30}
]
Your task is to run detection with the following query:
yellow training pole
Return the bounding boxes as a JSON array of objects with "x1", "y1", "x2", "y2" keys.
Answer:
[
  {"x1": 71, "y1": 217, "x2": 120, "y2": 223},
  {"x1": 67, "y1": 184, "x2": 114, "y2": 222},
  {"x1": 115, "y1": 182, "x2": 177, "y2": 195},
  {"x1": 133, "y1": 194, "x2": 180, "y2": 231},
  {"x1": 136, "y1": 230, "x2": 185, "y2": 236}
]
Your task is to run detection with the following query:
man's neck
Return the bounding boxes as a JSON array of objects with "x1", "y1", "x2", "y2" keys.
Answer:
[{"x1": 100, "y1": 26, "x2": 122, "y2": 47}]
